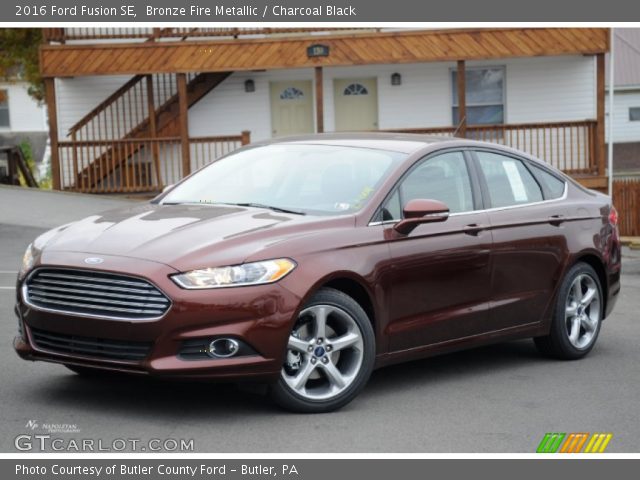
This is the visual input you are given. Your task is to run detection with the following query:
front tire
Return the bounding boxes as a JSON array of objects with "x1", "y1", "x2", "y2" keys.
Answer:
[
  {"x1": 534, "y1": 262, "x2": 603, "y2": 359},
  {"x1": 270, "y1": 288, "x2": 375, "y2": 413}
]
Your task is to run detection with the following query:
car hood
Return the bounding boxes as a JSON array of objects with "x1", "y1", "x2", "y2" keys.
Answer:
[{"x1": 35, "y1": 203, "x2": 354, "y2": 271}]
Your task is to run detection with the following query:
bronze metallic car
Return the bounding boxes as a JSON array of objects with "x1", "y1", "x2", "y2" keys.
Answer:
[{"x1": 14, "y1": 134, "x2": 621, "y2": 412}]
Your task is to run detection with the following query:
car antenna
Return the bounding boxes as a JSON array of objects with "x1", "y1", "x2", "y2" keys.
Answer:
[{"x1": 452, "y1": 115, "x2": 467, "y2": 138}]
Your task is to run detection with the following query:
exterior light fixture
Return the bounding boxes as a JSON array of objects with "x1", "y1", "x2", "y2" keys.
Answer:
[
  {"x1": 244, "y1": 79, "x2": 255, "y2": 93},
  {"x1": 391, "y1": 73, "x2": 402, "y2": 86}
]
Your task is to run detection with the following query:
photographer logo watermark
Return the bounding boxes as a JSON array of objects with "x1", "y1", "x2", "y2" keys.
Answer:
[
  {"x1": 536, "y1": 432, "x2": 613, "y2": 453},
  {"x1": 25, "y1": 419, "x2": 81, "y2": 434}
]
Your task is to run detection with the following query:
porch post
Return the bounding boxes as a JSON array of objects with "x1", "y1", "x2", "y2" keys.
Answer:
[
  {"x1": 315, "y1": 66, "x2": 324, "y2": 133},
  {"x1": 146, "y1": 75, "x2": 162, "y2": 188},
  {"x1": 456, "y1": 60, "x2": 467, "y2": 137},
  {"x1": 44, "y1": 78, "x2": 61, "y2": 190},
  {"x1": 596, "y1": 53, "x2": 606, "y2": 177},
  {"x1": 177, "y1": 73, "x2": 191, "y2": 178}
]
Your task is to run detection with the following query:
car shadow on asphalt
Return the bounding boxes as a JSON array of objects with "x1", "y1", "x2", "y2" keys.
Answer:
[{"x1": 26, "y1": 339, "x2": 546, "y2": 416}]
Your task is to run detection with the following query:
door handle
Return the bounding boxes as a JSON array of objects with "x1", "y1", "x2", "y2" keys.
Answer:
[
  {"x1": 548, "y1": 214, "x2": 566, "y2": 226},
  {"x1": 463, "y1": 223, "x2": 486, "y2": 236}
]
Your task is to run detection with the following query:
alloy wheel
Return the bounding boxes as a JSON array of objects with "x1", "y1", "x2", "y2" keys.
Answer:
[
  {"x1": 281, "y1": 304, "x2": 364, "y2": 401},
  {"x1": 565, "y1": 274, "x2": 601, "y2": 349}
]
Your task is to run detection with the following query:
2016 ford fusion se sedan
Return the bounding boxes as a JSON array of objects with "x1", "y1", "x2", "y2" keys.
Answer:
[{"x1": 14, "y1": 133, "x2": 621, "y2": 412}]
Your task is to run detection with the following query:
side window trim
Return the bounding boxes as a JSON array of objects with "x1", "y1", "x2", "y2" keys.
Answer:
[
  {"x1": 462, "y1": 150, "x2": 486, "y2": 211},
  {"x1": 370, "y1": 148, "x2": 479, "y2": 224}
]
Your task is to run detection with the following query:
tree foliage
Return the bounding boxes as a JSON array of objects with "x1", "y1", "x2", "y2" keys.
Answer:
[{"x1": 0, "y1": 29, "x2": 44, "y2": 102}]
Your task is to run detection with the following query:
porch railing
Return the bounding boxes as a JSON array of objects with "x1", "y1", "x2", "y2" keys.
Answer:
[
  {"x1": 389, "y1": 120, "x2": 598, "y2": 174},
  {"x1": 43, "y1": 28, "x2": 375, "y2": 43},
  {"x1": 57, "y1": 134, "x2": 249, "y2": 194}
]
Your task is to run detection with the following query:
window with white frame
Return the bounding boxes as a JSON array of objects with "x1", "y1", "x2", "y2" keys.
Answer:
[
  {"x1": 0, "y1": 90, "x2": 9, "y2": 128},
  {"x1": 451, "y1": 67, "x2": 505, "y2": 125},
  {"x1": 630, "y1": 107, "x2": 640, "y2": 122}
]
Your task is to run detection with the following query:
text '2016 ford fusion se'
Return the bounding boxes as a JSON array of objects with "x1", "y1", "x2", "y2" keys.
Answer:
[{"x1": 14, "y1": 134, "x2": 621, "y2": 412}]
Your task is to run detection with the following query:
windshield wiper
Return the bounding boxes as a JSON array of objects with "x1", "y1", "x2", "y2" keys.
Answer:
[{"x1": 229, "y1": 202, "x2": 306, "y2": 215}]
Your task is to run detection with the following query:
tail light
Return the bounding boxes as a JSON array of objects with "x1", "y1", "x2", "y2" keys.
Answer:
[{"x1": 609, "y1": 206, "x2": 619, "y2": 227}]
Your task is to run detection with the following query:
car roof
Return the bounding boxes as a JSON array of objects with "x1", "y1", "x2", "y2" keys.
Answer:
[
  {"x1": 249, "y1": 133, "x2": 553, "y2": 170},
  {"x1": 252, "y1": 132, "x2": 468, "y2": 154}
]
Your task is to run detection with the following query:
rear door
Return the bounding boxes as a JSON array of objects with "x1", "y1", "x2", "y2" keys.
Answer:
[
  {"x1": 471, "y1": 149, "x2": 568, "y2": 330},
  {"x1": 382, "y1": 150, "x2": 493, "y2": 351}
]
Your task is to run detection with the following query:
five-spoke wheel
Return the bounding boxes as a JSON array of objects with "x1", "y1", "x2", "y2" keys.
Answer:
[
  {"x1": 564, "y1": 273, "x2": 601, "y2": 349},
  {"x1": 270, "y1": 288, "x2": 375, "y2": 412},
  {"x1": 535, "y1": 262, "x2": 603, "y2": 359}
]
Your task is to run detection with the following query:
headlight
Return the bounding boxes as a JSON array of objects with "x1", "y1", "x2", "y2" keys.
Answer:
[
  {"x1": 18, "y1": 243, "x2": 35, "y2": 280},
  {"x1": 171, "y1": 258, "x2": 296, "y2": 289}
]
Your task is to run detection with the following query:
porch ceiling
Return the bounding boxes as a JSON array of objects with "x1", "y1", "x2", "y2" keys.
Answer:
[{"x1": 40, "y1": 28, "x2": 610, "y2": 78}]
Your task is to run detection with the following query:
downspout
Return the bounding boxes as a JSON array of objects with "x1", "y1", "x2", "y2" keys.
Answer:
[{"x1": 608, "y1": 28, "x2": 615, "y2": 196}]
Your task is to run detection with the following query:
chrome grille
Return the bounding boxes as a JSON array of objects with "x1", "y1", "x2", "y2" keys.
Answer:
[
  {"x1": 31, "y1": 328, "x2": 151, "y2": 361},
  {"x1": 25, "y1": 268, "x2": 170, "y2": 320}
]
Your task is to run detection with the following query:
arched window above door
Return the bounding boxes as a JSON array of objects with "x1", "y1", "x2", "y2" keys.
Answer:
[
  {"x1": 280, "y1": 87, "x2": 304, "y2": 100},
  {"x1": 343, "y1": 83, "x2": 369, "y2": 96}
]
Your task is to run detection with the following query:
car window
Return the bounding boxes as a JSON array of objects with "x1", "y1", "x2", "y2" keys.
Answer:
[
  {"x1": 162, "y1": 144, "x2": 405, "y2": 215},
  {"x1": 380, "y1": 151, "x2": 474, "y2": 220},
  {"x1": 475, "y1": 151, "x2": 543, "y2": 208},
  {"x1": 528, "y1": 163, "x2": 566, "y2": 199},
  {"x1": 381, "y1": 190, "x2": 402, "y2": 221}
]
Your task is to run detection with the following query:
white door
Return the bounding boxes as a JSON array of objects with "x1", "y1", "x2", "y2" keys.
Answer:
[
  {"x1": 334, "y1": 78, "x2": 378, "y2": 131},
  {"x1": 270, "y1": 81, "x2": 314, "y2": 137}
]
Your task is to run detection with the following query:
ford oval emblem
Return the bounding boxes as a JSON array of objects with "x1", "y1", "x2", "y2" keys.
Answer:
[{"x1": 84, "y1": 257, "x2": 104, "y2": 265}]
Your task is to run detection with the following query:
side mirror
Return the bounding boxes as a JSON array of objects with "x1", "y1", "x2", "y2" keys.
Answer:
[
  {"x1": 162, "y1": 184, "x2": 174, "y2": 194},
  {"x1": 393, "y1": 199, "x2": 449, "y2": 235}
]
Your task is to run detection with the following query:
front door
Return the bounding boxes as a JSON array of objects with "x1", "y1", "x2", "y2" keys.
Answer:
[
  {"x1": 270, "y1": 81, "x2": 314, "y2": 137},
  {"x1": 334, "y1": 78, "x2": 378, "y2": 131},
  {"x1": 384, "y1": 151, "x2": 493, "y2": 351}
]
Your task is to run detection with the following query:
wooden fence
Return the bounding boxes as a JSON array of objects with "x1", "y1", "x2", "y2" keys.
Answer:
[
  {"x1": 613, "y1": 179, "x2": 640, "y2": 237},
  {"x1": 57, "y1": 134, "x2": 248, "y2": 193},
  {"x1": 391, "y1": 120, "x2": 598, "y2": 174}
]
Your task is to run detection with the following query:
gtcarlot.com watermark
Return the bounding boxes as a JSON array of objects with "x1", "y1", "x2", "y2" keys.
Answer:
[{"x1": 15, "y1": 435, "x2": 194, "y2": 452}]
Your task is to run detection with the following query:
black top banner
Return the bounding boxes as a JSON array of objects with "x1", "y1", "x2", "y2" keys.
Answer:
[{"x1": 6, "y1": 0, "x2": 640, "y2": 22}]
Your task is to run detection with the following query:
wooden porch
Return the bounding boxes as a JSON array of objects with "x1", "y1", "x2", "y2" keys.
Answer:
[{"x1": 40, "y1": 28, "x2": 610, "y2": 194}]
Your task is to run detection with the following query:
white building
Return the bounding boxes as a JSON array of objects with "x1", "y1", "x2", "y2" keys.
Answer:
[
  {"x1": 0, "y1": 80, "x2": 48, "y2": 163},
  {"x1": 607, "y1": 28, "x2": 640, "y2": 177},
  {"x1": 39, "y1": 27, "x2": 611, "y2": 193}
]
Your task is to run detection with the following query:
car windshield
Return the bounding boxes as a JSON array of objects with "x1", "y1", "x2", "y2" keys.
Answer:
[{"x1": 161, "y1": 144, "x2": 405, "y2": 215}]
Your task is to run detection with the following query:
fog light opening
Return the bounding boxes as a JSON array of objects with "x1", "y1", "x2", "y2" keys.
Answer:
[{"x1": 208, "y1": 338, "x2": 240, "y2": 358}]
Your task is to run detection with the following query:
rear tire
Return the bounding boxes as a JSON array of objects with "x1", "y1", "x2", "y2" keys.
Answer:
[
  {"x1": 534, "y1": 262, "x2": 603, "y2": 359},
  {"x1": 270, "y1": 288, "x2": 375, "y2": 413}
]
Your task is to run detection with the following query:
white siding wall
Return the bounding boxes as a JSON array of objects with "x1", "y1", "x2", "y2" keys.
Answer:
[
  {"x1": 189, "y1": 55, "x2": 597, "y2": 141},
  {"x1": 55, "y1": 75, "x2": 132, "y2": 140},
  {"x1": 54, "y1": 55, "x2": 598, "y2": 142},
  {"x1": 501, "y1": 56, "x2": 596, "y2": 122},
  {"x1": 0, "y1": 82, "x2": 47, "y2": 132},
  {"x1": 606, "y1": 89, "x2": 640, "y2": 143}
]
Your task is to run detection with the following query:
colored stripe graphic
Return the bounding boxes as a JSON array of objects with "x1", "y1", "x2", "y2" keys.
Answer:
[
  {"x1": 584, "y1": 433, "x2": 613, "y2": 453},
  {"x1": 537, "y1": 433, "x2": 566, "y2": 453},
  {"x1": 560, "y1": 433, "x2": 589, "y2": 453},
  {"x1": 537, "y1": 433, "x2": 613, "y2": 453}
]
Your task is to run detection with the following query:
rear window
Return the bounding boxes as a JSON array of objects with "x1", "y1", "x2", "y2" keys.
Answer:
[{"x1": 529, "y1": 163, "x2": 566, "y2": 199}]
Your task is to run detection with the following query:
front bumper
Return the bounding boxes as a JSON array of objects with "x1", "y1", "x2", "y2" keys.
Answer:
[{"x1": 13, "y1": 251, "x2": 302, "y2": 381}]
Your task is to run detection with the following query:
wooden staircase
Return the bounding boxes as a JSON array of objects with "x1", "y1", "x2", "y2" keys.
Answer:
[{"x1": 69, "y1": 71, "x2": 232, "y2": 190}]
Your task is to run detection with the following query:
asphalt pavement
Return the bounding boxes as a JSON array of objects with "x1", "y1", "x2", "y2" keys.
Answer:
[{"x1": 1, "y1": 185, "x2": 639, "y2": 453}]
